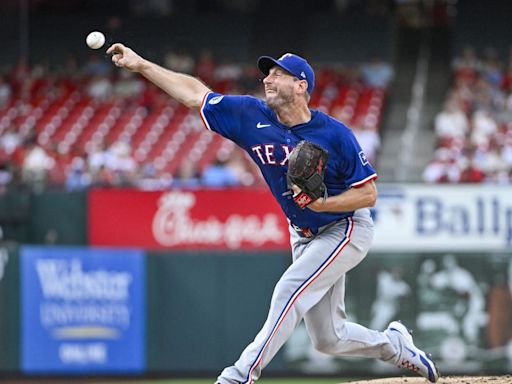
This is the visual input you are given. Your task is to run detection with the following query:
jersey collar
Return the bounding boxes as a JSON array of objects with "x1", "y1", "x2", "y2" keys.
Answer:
[{"x1": 263, "y1": 105, "x2": 319, "y2": 130}]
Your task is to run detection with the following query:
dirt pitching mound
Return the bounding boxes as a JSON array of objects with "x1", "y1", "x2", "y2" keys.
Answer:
[{"x1": 345, "y1": 376, "x2": 512, "y2": 384}]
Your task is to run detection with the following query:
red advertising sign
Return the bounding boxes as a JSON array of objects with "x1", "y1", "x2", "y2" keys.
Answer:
[{"x1": 88, "y1": 189, "x2": 291, "y2": 250}]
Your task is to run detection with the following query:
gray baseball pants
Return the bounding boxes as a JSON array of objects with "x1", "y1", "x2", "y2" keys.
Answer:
[{"x1": 217, "y1": 208, "x2": 399, "y2": 384}]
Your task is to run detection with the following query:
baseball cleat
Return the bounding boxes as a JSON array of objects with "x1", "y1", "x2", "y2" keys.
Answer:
[{"x1": 385, "y1": 320, "x2": 440, "y2": 383}]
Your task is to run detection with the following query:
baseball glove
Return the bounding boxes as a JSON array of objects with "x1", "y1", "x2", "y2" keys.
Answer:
[{"x1": 286, "y1": 140, "x2": 329, "y2": 209}]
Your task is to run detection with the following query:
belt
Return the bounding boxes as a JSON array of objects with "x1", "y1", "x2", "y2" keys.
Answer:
[
  {"x1": 291, "y1": 219, "x2": 344, "y2": 239},
  {"x1": 291, "y1": 223, "x2": 318, "y2": 238},
  {"x1": 298, "y1": 227, "x2": 315, "y2": 238}
]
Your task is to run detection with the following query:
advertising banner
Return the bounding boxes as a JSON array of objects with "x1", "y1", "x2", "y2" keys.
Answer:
[
  {"x1": 372, "y1": 184, "x2": 512, "y2": 251},
  {"x1": 89, "y1": 189, "x2": 289, "y2": 250},
  {"x1": 89, "y1": 185, "x2": 512, "y2": 251},
  {"x1": 21, "y1": 246, "x2": 145, "y2": 374}
]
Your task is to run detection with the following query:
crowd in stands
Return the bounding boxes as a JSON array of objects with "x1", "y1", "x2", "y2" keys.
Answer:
[
  {"x1": 0, "y1": 49, "x2": 391, "y2": 193},
  {"x1": 423, "y1": 46, "x2": 512, "y2": 183}
]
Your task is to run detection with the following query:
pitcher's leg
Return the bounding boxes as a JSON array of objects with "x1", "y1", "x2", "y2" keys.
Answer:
[
  {"x1": 217, "y1": 219, "x2": 355, "y2": 384},
  {"x1": 304, "y1": 271, "x2": 397, "y2": 362}
]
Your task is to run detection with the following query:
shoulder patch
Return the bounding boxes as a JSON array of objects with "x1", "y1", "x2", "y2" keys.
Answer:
[
  {"x1": 358, "y1": 151, "x2": 369, "y2": 166},
  {"x1": 209, "y1": 95, "x2": 224, "y2": 105}
]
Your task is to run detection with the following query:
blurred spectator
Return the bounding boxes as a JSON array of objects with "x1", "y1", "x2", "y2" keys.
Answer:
[
  {"x1": 0, "y1": 75, "x2": 12, "y2": 108},
  {"x1": 360, "y1": 54, "x2": 394, "y2": 88},
  {"x1": 501, "y1": 136, "x2": 512, "y2": 172},
  {"x1": 137, "y1": 162, "x2": 172, "y2": 190},
  {"x1": 87, "y1": 75, "x2": 113, "y2": 102},
  {"x1": 423, "y1": 148, "x2": 454, "y2": 183},
  {"x1": 113, "y1": 70, "x2": 145, "y2": 100},
  {"x1": 452, "y1": 46, "x2": 481, "y2": 83},
  {"x1": 471, "y1": 109, "x2": 498, "y2": 146},
  {"x1": 172, "y1": 159, "x2": 201, "y2": 188},
  {"x1": 224, "y1": 150, "x2": 256, "y2": 186},
  {"x1": 459, "y1": 154, "x2": 485, "y2": 183},
  {"x1": 471, "y1": 77, "x2": 500, "y2": 112},
  {"x1": 0, "y1": 124, "x2": 21, "y2": 155},
  {"x1": 84, "y1": 54, "x2": 111, "y2": 77},
  {"x1": 202, "y1": 155, "x2": 240, "y2": 187},
  {"x1": 88, "y1": 140, "x2": 138, "y2": 188},
  {"x1": 195, "y1": 49, "x2": 216, "y2": 84},
  {"x1": 88, "y1": 141, "x2": 110, "y2": 173},
  {"x1": 434, "y1": 99, "x2": 469, "y2": 140},
  {"x1": 474, "y1": 142, "x2": 504, "y2": 180},
  {"x1": 214, "y1": 58, "x2": 243, "y2": 82},
  {"x1": 21, "y1": 138, "x2": 55, "y2": 191},
  {"x1": 91, "y1": 165, "x2": 114, "y2": 187},
  {"x1": 482, "y1": 48, "x2": 503, "y2": 88},
  {"x1": 164, "y1": 47, "x2": 195, "y2": 74},
  {"x1": 65, "y1": 156, "x2": 91, "y2": 191},
  {"x1": 500, "y1": 62, "x2": 512, "y2": 92},
  {"x1": 138, "y1": 82, "x2": 161, "y2": 111},
  {"x1": 107, "y1": 141, "x2": 138, "y2": 187}
]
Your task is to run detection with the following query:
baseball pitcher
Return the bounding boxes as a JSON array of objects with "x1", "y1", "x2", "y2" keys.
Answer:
[{"x1": 107, "y1": 43, "x2": 440, "y2": 383}]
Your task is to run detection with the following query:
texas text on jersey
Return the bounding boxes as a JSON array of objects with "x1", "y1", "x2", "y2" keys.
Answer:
[{"x1": 200, "y1": 91, "x2": 378, "y2": 232}]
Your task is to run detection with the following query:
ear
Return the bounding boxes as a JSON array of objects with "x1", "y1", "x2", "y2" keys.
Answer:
[{"x1": 296, "y1": 79, "x2": 308, "y2": 96}]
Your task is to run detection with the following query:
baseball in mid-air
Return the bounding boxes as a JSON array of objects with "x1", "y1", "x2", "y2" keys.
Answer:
[{"x1": 86, "y1": 31, "x2": 105, "y2": 49}]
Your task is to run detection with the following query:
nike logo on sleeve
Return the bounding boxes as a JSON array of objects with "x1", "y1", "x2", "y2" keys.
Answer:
[{"x1": 256, "y1": 122, "x2": 271, "y2": 128}]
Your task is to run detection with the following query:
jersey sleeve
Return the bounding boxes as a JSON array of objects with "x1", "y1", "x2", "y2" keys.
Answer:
[
  {"x1": 199, "y1": 92, "x2": 246, "y2": 142},
  {"x1": 339, "y1": 129, "x2": 378, "y2": 187}
]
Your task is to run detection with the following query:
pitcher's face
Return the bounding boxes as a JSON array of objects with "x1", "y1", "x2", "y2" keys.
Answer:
[{"x1": 262, "y1": 66, "x2": 300, "y2": 109}]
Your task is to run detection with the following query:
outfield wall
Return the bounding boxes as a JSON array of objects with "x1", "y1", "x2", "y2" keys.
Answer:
[
  {"x1": 0, "y1": 186, "x2": 510, "y2": 376},
  {"x1": 0, "y1": 245, "x2": 510, "y2": 376}
]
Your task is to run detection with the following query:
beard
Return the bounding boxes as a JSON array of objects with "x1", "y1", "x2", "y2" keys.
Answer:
[{"x1": 265, "y1": 86, "x2": 294, "y2": 109}]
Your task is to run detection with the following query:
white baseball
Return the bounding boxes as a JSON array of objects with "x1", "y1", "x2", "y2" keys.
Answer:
[{"x1": 86, "y1": 31, "x2": 105, "y2": 50}]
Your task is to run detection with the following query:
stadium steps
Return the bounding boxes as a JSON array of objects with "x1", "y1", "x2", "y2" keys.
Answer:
[
  {"x1": 377, "y1": 27, "x2": 422, "y2": 181},
  {"x1": 406, "y1": 26, "x2": 452, "y2": 181},
  {"x1": 379, "y1": 26, "x2": 452, "y2": 182}
]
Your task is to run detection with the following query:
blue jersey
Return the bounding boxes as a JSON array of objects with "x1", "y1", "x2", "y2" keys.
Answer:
[{"x1": 200, "y1": 92, "x2": 377, "y2": 231}]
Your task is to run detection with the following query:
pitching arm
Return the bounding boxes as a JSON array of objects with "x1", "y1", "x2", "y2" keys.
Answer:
[{"x1": 107, "y1": 43, "x2": 211, "y2": 109}]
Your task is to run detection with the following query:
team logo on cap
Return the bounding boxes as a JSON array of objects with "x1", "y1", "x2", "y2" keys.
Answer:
[
  {"x1": 279, "y1": 53, "x2": 293, "y2": 60},
  {"x1": 300, "y1": 71, "x2": 306, "y2": 78}
]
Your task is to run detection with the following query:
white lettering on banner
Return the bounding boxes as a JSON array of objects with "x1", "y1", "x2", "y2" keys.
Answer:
[
  {"x1": 40, "y1": 303, "x2": 130, "y2": 328},
  {"x1": 59, "y1": 342, "x2": 107, "y2": 365},
  {"x1": 372, "y1": 185, "x2": 512, "y2": 251},
  {"x1": 36, "y1": 259, "x2": 132, "y2": 301},
  {"x1": 152, "y1": 191, "x2": 285, "y2": 248},
  {"x1": 36, "y1": 258, "x2": 134, "y2": 331}
]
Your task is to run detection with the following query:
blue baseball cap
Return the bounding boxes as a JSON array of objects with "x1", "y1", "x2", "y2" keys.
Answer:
[{"x1": 257, "y1": 53, "x2": 315, "y2": 94}]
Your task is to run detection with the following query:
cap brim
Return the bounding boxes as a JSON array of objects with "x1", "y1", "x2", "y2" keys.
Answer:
[{"x1": 257, "y1": 56, "x2": 282, "y2": 76}]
